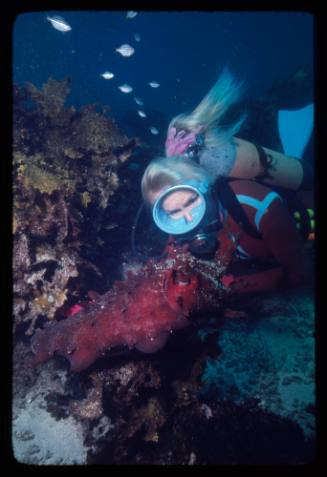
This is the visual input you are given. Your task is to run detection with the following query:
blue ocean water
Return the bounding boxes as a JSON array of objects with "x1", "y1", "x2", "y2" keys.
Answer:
[
  {"x1": 12, "y1": 11, "x2": 316, "y2": 464},
  {"x1": 13, "y1": 11, "x2": 313, "y2": 143}
]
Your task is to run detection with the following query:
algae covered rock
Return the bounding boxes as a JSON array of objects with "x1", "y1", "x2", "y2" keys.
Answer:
[{"x1": 13, "y1": 77, "x2": 137, "y2": 336}]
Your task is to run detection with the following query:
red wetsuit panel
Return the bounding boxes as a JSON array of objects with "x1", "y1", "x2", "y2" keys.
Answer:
[{"x1": 225, "y1": 180, "x2": 312, "y2": 288}]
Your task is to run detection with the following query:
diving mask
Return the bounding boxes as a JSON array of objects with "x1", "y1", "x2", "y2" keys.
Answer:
[{"x1": 152, "y1": 182, "x2": 208, "y2": 235}]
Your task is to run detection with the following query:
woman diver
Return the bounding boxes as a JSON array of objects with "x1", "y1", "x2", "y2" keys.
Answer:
[
  {"x1": 164, "y1": 67, "x2": 314, "y2": 192},
  {"x1": 141, "y1": 154, "x2": 313, "y2": 294},
  {"x1": 138, "y1": 67, "x2": 314, "y2": 293}
]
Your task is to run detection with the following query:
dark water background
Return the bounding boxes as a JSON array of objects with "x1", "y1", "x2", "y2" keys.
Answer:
[{"x1": 13, "y1": 11, "x2": 313, "y2": 146}]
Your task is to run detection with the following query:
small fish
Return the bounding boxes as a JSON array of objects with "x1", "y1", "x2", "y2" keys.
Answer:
[
  {"x1": 134, "y1": 97, "x2": 144, "y2": 106},
  {"x1": 137, "y1": 110, "x2": 146, "y2": 118},
  {"x1": 46, "y1": 15, "x2": 72, "y2": 32},
  {"x1": 134, "y1": 33, "x2": 141, "y2": 42},
  {"x1": 105, "y1": 223, "x2": 118, "y2": 230},
  {"x1": 101, "y1": 71, "x2": 114, "y2": 80},
  {"x1": 126, "y1": 11, "x2": 138, "y2": 19},
  {"x1": 118, "y1": 84, "x2": 133, "y2": 93},
  {"x1": 150, "y1": 127, "x2": 159, "y2": 135},
  {"x1": 116, "y1": 44, "x2": 135, "y2": 57},
  {"x1": 148, "y1": 81, "x2": 160, "y2": 88}
]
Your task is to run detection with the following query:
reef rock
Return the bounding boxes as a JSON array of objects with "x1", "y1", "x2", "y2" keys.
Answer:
[{"x1": 13, "y1": 78, "x2": 138, "y2": 336}]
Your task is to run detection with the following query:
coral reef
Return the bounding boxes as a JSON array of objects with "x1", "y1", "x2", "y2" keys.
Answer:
[
  {"x1": 13, "y1": 286, "x2": 315, "y2": 465},
  {"x1": 13, "y1": 77, "x2": 137, "y2": 336},
  {"x1": 12, "y1": 76, "x2": 315, "y2": 466}
]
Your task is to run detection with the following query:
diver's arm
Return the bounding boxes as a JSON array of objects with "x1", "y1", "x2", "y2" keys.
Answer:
[
  {"x1": 219, "y1": 186, "x2": 313, "y2": 293},
  {"x1": 221, "y1": 266, "x2": 284, "y2": 294},
  {"x1": 221, "y1": 237, "x2": 311, "y2": 295},
  {"x1": 230, "y1": 137, "x2": 305, "y2": 191}
]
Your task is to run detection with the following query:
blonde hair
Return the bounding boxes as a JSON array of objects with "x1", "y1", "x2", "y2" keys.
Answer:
[
  {"x1": 168, "y1": 67, "x2": 246, "y2": 148},
  {"x1": 141, "y1": 155, "x2": 215, "y2": 205}
]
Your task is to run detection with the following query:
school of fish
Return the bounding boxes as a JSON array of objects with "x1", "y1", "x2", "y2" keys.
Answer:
[{"x1": 46, "y1": 11, "x2": 160, "y2": 135}]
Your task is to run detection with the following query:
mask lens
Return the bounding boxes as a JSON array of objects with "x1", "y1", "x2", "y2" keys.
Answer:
[{"x1": 153, "y1": 186, "x2": 206, "y2": 235}]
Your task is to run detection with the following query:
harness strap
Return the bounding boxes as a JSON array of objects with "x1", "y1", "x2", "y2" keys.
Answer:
[{"x1": 215, "y1": 178, "x2": 262, "y2": 240}]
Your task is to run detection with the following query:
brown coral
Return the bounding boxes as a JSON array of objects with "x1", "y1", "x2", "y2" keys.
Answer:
[{"x1": 25, "y1": 77, "x2": 72, "y2": 120}]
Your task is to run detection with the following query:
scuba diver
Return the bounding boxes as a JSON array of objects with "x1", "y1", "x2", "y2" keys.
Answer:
[
  {"x1": 165, "y1": 67, "x2": 314, "y2": 192},
  {"x1": 140, "y1": 154, "x2": 313, "y2": 294},
  {"x1": 140, "y1": 66, "x2": 315, "y2": 293}
]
